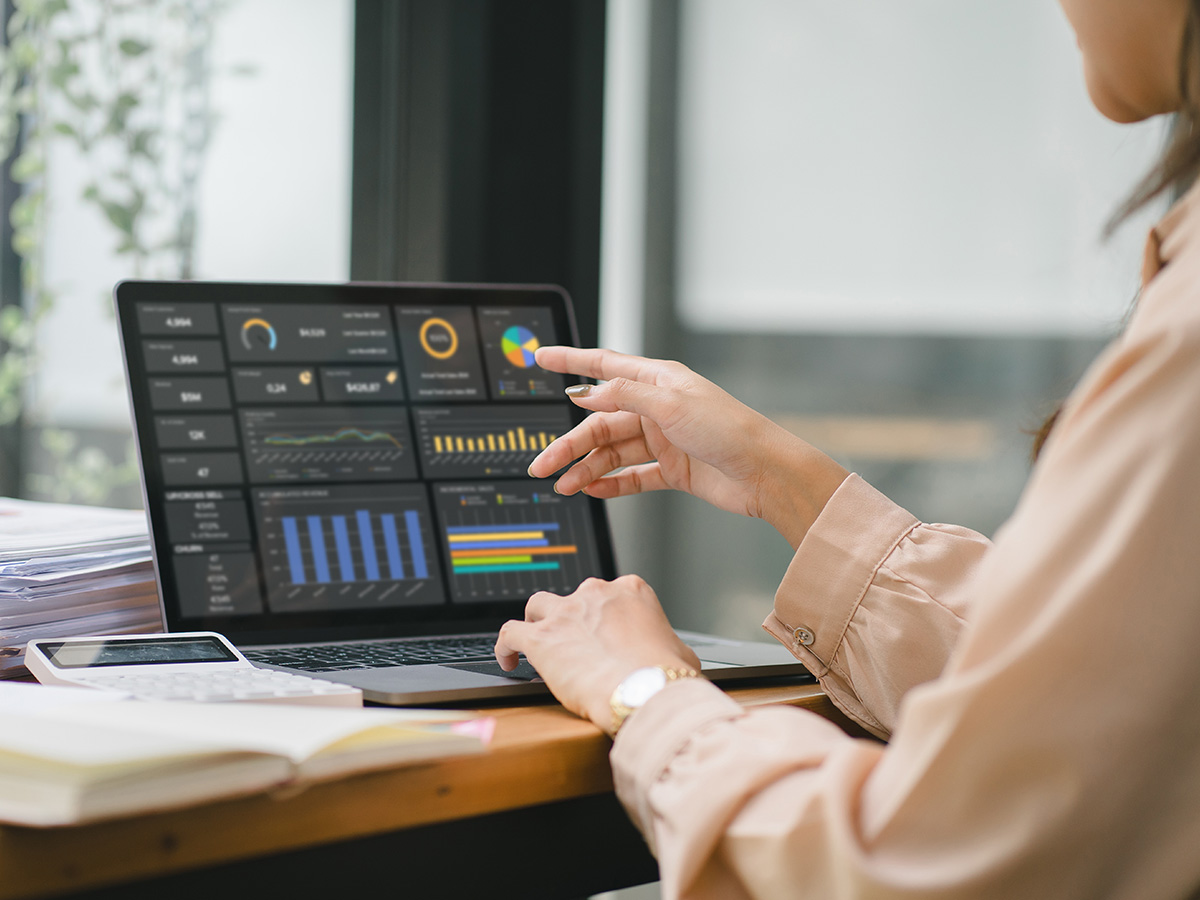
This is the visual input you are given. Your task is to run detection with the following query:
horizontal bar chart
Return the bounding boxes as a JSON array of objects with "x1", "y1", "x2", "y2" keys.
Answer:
[
  {"x1": 432, "y1": 481, "x2": 602, "y2": 603},
  {"x1": 446, "y1": 522, "x2": 578, "y2": 576}
]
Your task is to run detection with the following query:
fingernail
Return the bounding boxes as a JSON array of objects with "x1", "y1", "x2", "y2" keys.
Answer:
[
  {"x1": 526, "y1": 463, "x2": 536, "y2": 477},
  {"x1": 565, "y1": 384, "x2": 592, "y2": 398}
]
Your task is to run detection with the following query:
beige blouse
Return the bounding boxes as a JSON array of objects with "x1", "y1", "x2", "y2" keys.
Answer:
[{"x1": 610, "y1": 182, "x2": 1200, "y2": 899}]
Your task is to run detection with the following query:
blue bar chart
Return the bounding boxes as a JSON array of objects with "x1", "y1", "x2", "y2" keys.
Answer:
[
  {"x1": 279, "y1": 509, "x2": 430, "y2": 586},
  {"x1": 254, "y1": 484, "x2": 442, "y2": 612}
]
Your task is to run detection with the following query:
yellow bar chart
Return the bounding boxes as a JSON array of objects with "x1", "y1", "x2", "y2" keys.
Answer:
[
  {"x1": 432, "y1": 428, "x2": 555, "y2": 455},
  {"x1": 415, "y1": 404, "x2": 575, "y2": 478}
]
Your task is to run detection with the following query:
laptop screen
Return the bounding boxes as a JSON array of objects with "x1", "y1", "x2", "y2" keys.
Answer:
[{"x1": 114, "y1": 281, "x2": 616, "y2": 645}]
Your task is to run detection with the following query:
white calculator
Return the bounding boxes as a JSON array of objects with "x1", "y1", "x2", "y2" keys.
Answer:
[{"x1": 25, "y1": 631, "x2": 363, "y2": 707}]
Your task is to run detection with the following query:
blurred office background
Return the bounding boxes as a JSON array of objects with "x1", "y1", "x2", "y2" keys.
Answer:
[
  {"x1": 0, "y1": 2, "x2": 1168, "y2": 895},
  {"x1": 0, "y1": 0, "x2": 1166, "y2": 640},
  {"x1": 0, "y1": 5, "x2": 1167, "y2": 634}
]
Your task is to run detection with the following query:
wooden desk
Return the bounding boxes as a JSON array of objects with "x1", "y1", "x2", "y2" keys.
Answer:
[{"x1": 0, "y1": 679, "x2": 860, "y2": 900}]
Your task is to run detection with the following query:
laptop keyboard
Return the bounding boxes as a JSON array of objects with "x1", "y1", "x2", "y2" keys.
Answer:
[{"x1": 241, "y1": 635, "x2": 500, "y2": 672}]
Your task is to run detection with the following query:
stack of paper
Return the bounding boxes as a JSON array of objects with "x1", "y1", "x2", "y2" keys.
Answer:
[{"x1": 0, "y1": 498, "x2": 161, "y2": 678}]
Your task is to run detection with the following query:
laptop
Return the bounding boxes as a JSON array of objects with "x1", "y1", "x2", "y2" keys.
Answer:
[{"x1": 114, "y1": 280, "x2": 811, "y2": 704}]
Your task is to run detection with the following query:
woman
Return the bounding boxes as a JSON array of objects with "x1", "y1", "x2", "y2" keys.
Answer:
[{"x1": 495, "y1": 1, "x2": 1200, "y2": 896}]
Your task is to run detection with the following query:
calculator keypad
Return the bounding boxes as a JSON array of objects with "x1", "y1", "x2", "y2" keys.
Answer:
[{"x1": 79, "y1": 668, "x2": 361, "y2": 705}]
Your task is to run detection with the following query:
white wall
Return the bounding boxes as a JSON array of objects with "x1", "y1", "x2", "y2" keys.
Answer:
[
  {"x1": 195, "y1": 0, "x2": 353, "y2": 282},
  {"x1": 599, "y1": 0, "x2": 650, "y2": 357},
  {"x1": 675, "y1": 0, "x2": 1170, "y2": 335},
  {"x1": 33, "y1": 0, "x2": 354, "y2": 429}
]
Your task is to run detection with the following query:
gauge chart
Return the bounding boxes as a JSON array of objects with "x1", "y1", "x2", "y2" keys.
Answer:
[
  {"x1": 240, "y1": 406, "x2": 418, "y2": 483},
  {"x1": 240, "y1": 317, "x2": 278, "y2": 351},
  {"x1": 433, "y1": 481, "x2": 602, "y2": 602}
]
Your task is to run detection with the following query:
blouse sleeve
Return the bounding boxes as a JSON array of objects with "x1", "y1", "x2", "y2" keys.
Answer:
[
  {"x1": 610, "y1": 236, "x2": 1200, "y2": 900},
  {"x1": 761, "y1": 474, "x2": 991, "y2": 738}
]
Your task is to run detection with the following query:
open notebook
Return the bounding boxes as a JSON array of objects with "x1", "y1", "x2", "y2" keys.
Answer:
[{"x1": 0, "y1": 682, "x2": 488, "y2": 826}]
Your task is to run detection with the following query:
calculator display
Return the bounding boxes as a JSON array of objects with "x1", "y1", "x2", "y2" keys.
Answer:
[{"x1": 39, "y1": 636, "x2": 238, "y2": 668}]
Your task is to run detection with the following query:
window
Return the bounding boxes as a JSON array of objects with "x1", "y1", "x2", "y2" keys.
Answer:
[
  {"x1": 5, "y1": 0, "x2": 354, "y2": 502},
  {"x1": 602, "y1": 1, "x2": 1169, "y2": 639}
]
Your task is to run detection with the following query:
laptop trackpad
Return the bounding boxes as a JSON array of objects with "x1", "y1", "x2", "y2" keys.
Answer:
[{"x1": 449, "y1": 660, "x2": 542, "y2": 682}]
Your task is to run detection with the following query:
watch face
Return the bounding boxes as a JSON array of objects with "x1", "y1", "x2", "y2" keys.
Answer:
[{"x1": 618, "y1": 666, "x2": 668, "y2": 708}]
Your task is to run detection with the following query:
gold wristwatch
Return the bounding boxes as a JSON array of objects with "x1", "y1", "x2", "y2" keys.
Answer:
[{"x1": 609, "y1": 665, "x2": 700, "y2": 736}]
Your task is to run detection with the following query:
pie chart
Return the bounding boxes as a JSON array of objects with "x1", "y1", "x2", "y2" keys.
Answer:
[{"x1": 501, "y1": 326, "x2": 539, "y2": 368}]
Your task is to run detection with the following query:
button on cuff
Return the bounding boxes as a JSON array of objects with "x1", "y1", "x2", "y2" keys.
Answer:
[{"x1": 793, "y1": 626, "x2": 815, "y2": 647}]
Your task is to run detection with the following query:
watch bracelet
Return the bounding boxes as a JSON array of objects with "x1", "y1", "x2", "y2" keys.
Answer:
[{"x1": 610, "y1": 665, "x2": 700, "y2": 736}]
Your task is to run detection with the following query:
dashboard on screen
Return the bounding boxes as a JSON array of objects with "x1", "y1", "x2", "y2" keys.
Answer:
[{"x1": 114, "y1": 282, "x2": 615, "y2": 644}]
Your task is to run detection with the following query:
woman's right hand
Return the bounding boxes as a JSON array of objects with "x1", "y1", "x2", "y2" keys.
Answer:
[{"x1": 528, "y1": 347, "x2": 849, "y2": 549}]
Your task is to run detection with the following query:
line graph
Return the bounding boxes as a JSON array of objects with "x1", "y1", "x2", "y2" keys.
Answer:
[
  {"x1": 262, "y1": 427, "x2": 405, "y2": 450},
  {"x1": 240, "y1": 407, "x2": 418, "y2": 483}
]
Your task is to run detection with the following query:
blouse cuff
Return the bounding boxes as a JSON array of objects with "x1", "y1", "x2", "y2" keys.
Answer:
[
  {"x1": 763, "y1": 473, "x2": 920, "y2": 676},
  {"x1": 610, "y1": 677, "x2": 744, "y2": 852}
]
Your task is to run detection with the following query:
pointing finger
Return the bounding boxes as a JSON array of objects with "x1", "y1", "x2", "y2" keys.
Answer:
[
  {"x1": 536, "y1": 346, "x2": 679, "y2": 386},
  {"x1": 564, "y1": 377, "x2": 686, "y2": 433}
]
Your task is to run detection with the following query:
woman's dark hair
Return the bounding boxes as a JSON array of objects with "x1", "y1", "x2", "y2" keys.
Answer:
[{"x1": 1033, "y1": 0, "x2": 1200, "y2": 461}]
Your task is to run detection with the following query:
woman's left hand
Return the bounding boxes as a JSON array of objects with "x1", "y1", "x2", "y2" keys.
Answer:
[{"x1": 494, "y1": 575, "x2": 702, "y2": 733}]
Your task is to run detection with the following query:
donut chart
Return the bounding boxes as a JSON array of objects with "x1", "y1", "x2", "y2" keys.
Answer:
[
  {"x1": 501, "y1": 326, "x2": 539, "y2": 368},
  {"x1": 419, "y1": 317, "x2": 459, "y2": 360}
]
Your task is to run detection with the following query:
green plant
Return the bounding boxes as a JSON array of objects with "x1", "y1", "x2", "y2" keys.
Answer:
[{"x1": 0, "y1": 0, "x2": 241, "y2": 503}]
